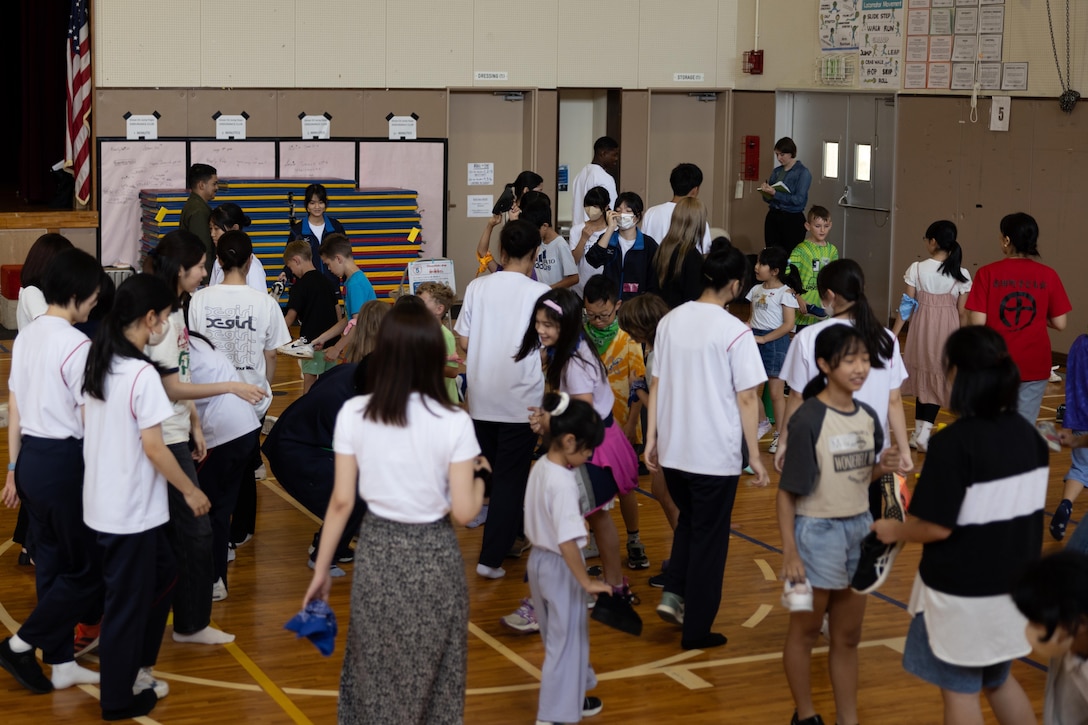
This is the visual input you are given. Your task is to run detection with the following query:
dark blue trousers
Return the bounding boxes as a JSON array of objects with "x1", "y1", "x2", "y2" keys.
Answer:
[
  {"x1": 96, "y1": 525, "x2": 174, "y2": 712},
  {"x1": 16, "y1": 436, "x2": 103, "y2": 663},
  {"x1": 197, "y1": 428, "x2": 261, "y2": 586},
  {"x1": 473, "y1": 420, "x2": 537, "y2": 569},
  {"x1": 165, "y1": 443, "x2": 213, "y2": 634}
]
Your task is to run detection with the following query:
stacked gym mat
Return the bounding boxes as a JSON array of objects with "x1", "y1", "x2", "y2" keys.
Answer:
[{"x1": 138, "y1": 179, "x2": 422, "y2": 300}]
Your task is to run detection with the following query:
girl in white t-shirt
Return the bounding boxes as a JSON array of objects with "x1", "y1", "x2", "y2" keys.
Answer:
[
  {"x1": 645, "y1": 244, "x2": 768, "y2": 651},
  {"x1": 208, "y1": 203, "x2": 267, "y2": 293},
  {"x1": 81, "y1": 274, "x2": 212, "y2": 721},
  {"x1": 777, "y1": 324, "x2": 898, "y2": 725},
  {"x1": 148, "y1": 230, "x2": 265, "y2": 646},
  {"x1": 524, "y1": 393, "x2": 611, "y2": 724},
  {"x1": 0, "y1": 248, "x2": 101, "y2": 695},
  {"x1": 303, "y1": 302, "x2": 484, "y2": 723},
  {"x1": 890, "y1": 220, "x2": 971, "y2": 451},
  {"x1": 746, "y1": 246, "x2": 804, "y2": 453}
]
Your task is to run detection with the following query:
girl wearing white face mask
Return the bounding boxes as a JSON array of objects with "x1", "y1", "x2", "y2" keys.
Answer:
[
  {"x1": 585, "y1": 191, "x2": 660, "y2": 301},
  {"x1": 569, "y1": 186, "x2": 611, "y2": 297}
]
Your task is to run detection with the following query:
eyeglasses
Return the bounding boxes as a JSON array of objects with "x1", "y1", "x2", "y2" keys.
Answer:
[{"x1": 584, "y1": 309, "x2": 617, "y2": 322}]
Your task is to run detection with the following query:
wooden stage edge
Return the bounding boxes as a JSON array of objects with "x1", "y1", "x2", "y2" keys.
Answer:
[{"x1": 0, "y1": 212, "x2": 99, "y2": 231}]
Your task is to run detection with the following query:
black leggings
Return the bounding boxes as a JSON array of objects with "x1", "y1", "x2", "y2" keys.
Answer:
[{"x1": 915, "y1": 402, "x2": 940, "y2": 425}]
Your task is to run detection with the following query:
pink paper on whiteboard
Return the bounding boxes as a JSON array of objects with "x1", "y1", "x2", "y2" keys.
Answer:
[
  {"x1": 279, "y1": 141, "x2": 356, "y2": 180},
  {"x1": 358, "y1": 141, "x2": 445, "y2": 258}
]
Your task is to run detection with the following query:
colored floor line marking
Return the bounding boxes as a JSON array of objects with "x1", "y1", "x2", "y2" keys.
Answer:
[
  {"x1": 261, "y1": 478, "x2": 323, "y2": 524},
  {"x1": 755, "y1": 558, "x2": 777, "y2": 582},
  {"x1": 468, "y1": 622, "x2": 542, "y2": 680},
  {"x1": 212, "y1": 618, "x2": 315, "y2": 725},
  {"x1": 742, "y1": 603, "x2": 774, "y2": 629},
  {"x1": 661, "y1": 667, "x2": 713, "y2": 689}
]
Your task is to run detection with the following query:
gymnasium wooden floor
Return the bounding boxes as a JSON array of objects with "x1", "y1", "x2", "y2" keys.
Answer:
[{"x1": 0, "y1": 349, "x2": 1073, "y2": 724}]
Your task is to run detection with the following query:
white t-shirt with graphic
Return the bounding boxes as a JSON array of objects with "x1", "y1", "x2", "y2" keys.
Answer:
[
  {"x1": 146, "y1": 309, "x2": 194, "y2": 445},
  {"x1": 534, "y1": 235, "x2": 578, "y2": 287},
  {"x1": 746, "y1": 283, "x2": 800, "y2": 331},
  {"x1": 188, "y1": 284, "x2": 292, "y2": 418}
]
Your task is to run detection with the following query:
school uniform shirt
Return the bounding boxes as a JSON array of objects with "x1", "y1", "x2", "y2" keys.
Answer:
[
  {"x1": 209, "y1": 256, "x2": 269, "y2": 293},
  {"x1": 286, "y1": 269, "x2": 341, "y2": 344},
  {"x1": 903, "y1": 258, "x2": 972, "y2": 298},
  {"x1": 907, "y1": 411, "x2": 1047, "y2": 667},
  {"x1": 189, "y1": 336, "x2": 261, "y2": 449},
  {"x1": 343, "y1": 270, "x2": 377, "y2": 318},
  {"x1": 285, "y1": 214, "x2": 345, "y2": 286},
  {"x1": 561, "y1": 340, "x2": 615, "y2": 420},
  {"x1": 781, "y1": 317, "x2": 906, "y2": 452},
  {"x1": 83, "y1": 357, "x2": 175, "y2": 534},
  {"x1": 788, "y1": 241, "x2": 840, "y2": 327},
  {"x1": 332, "y1": 393, "x2": 480, "y2": 524},
  {"x1": 15, "y1": 285, "x2": 47, "y2": 331},
  {"x1": 188, "y1": 284, "x2": 292, "y2": 418},
  {"x1": 653, "y1": 301, "x2": 767, "y2": 476},
  {"x1": 746, "y1": 283, "x2": 800, "y2": 330},
  {"x1": 639, "y1": 201, "x2": 713, "y2": 255},
  {"x1": 779, "y1": 398, "x2": 883, "y2": 518},
  {"x1": 534, "y1": 236, "x2": 578, "y2": 287},
  {"x1": 454, "y1": 271, "x2": 550, "y2": 423},
  {"x1": 965, "y1": 258, "x2": 1071, "y2": 383},
  {"x1": 145, "y1": 310, "x2": 194, "y2": 445},
  {"x1": 524, "y1": 457, "x2": 588, "y2": 555},
  {"x1": 9, "y1": 315, "x2": 90, "y2": 440},
  {"x1": 569, "y1": 163, "x2": 617, "y2": 229}
]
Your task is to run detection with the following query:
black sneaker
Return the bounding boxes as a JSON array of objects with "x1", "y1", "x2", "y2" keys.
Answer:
[
  {"x1": 648, "y1": 572, "x2": 666, "y2": 588},
  {"x1": 626, "y1": 540, "x2": 650, "y2": 570},
  {"x1": 0, "y1": 638, "x2": 53, "y2": 694},
  {"x1": 850, "y1": 532, "x2": 902, "y2": 595},
  {"x1": 591, "y1": 591, "x2": 643, "y2": 636},
  {"x1": 1051, "y1": 499, "x2": 1074, "y2": 541},
  {"x1": 506, "y1": 535, "x2": 531, "y2": 559},
  {"x1": 790, "y1": 712, "x2": 825, "y2": 725},
  {"x1": 103, "y1": 688, "x2": 158, "y2": 721},
  {"x1": 582, "y1": 696, "x2": 603, "y2": 717}
]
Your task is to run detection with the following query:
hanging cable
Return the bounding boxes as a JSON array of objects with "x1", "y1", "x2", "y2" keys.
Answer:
[{"x1": 1046, "y1": 0, "x2": 1080, "y2": 113}]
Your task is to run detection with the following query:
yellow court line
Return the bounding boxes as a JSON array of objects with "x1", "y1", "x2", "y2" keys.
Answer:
[
  {"x1": 261, "y1": 478, "x2": 323, "y2": 525},
  {"x1": 467, "y1": 622, "x2": 543, "y2": 680},
  {"x1": 213, "y1": 618, "x2": 315, "y2": 725},
  {"x1": 754, "y1": 558, "x2": 778, "y2": 582},
  {"x1": 282, "y1": 686, "x2": 338, "y2": 697},
  {"x1": 742, "y1": 603, "x2": 774, "y2": 629}
]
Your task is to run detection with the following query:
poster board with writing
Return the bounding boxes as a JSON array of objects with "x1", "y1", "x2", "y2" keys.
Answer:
[
  {"x1": 190, "y1": 140, "x2": 276, "y2": 179},
  {"x1": 279, "y1": 141, "x2": 357, "y2": 180}
]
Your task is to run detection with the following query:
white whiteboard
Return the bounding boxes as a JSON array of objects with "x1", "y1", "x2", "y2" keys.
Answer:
[
  {"x1": 358, "y1": 141, "x2": 445, "y2": 258},
  {"x1": 191, "y1": 141, "x2": 276, "y2": 178},
  {"x1": 99, "y1": 140, "x2": 187, "y2": 267},
  {"x1": 279, "y1": 141, "x2": 356, "y2": 180}
]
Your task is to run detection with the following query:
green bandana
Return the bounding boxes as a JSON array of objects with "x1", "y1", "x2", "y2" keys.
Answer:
[{"x1": 584, "y1": 319, "x2": 619, "y2": 356}]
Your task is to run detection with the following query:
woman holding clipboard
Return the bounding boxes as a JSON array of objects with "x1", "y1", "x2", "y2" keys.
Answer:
[{"x1": 760, "y1": 137, "x2": 812, "y2": 255}]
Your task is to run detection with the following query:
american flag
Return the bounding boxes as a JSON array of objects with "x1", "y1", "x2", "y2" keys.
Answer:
[{"x1": 65, "y1": 0, "x2": 91, "y2": 207}]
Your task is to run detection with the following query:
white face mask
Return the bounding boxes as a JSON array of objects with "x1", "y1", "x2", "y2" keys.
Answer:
[
  {"x1": 584, "y1": 206, "x2": 603, "y2": 221},
  {"x1": 618, "y1": 213, "x2": 636, "y2": 231},
  {"x1": 148, "y1": 320, "x2": 169, "y2": 347}
]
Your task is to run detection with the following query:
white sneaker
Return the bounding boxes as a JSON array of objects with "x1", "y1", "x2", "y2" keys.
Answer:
[
  {"x1": 768, "y1": 431, "x2": 780, "y2": 454},
  {"x1": 212, "y1": 578, "x2": 228, "y2": 602},
  {"x1": 757, "y1": 419, "x2": 773, "y2": 439},
  {"x1": 254, "y1": 464, "x2": 267, "y2": 480},
  {"x1": 261, "y1": 416, "x2": 278, "y2": 436},
  {"x1": 781, "y1": 578, "x2": 814, "y2": 612},
  {"x1": 133, "y1": 667, "x2": 168, "y2": 698},
  {"x1": 227, "y1": 543, "x2": 236, "y2": 563},
  {"x1": 908, "y1": 428, "x2": 920, "y2": 450},
  {"x1": 278, "y1": 338, "x2": 315, "y2": 359}
]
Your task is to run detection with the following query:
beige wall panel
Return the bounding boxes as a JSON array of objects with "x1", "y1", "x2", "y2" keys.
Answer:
[
  {"x1": 275, "y1": 91, "x2": 366, "y2": 137},
  {"x1": 716, "y1": 0, "x2": 740, "y2": 89},
  {"x1": 94, "y1": 90, "x2": 190, "y2": 138},
  {"x1": 712, "y1": 89, "x2": 732, "y2": 234},
  {"x1": 296, "y1": 1, "x2": 387, "y2": 87},
  {"x1": 638, "y1": 0, "x2": 720, "y2": 88},
  {"x1": 186, "y1": 90, "x2": 279, "y2": 138},
  {"x1": 728, "y1": 91, "x2": 775, "y2": 253},
  {"x1": 0, "y1": 231, "x2": 50, "y2": 269},
  {"x1": 386, "y1": 0, "x2": 474, "y2": 88},
  {"x1": 531, "y1": 91, "x2": 560, "y2": 198},
  {"x1": 556, "y1": 0, "x2": 639, "y2": 88},
  {"x1": 94, "y1": 1, "x2": 200, "y2": 87},
  {"x1": 619, "y1": 91, "x2": 650, "y2": 201},
  {"x1": 734, "y1": 0, "x2": 819, "y2": 91},
  {"x1": 473, "y1": 1, "x2": 558, "y2": 88},
  {"x1": 59, "y1": 229, "x2": 98, "y2": 256},
  {"x1": 446, "y1": 93, "x2": 528, "y2": 289},
  {"x1": 894, "y1": 97, "x2": 1088, "y2": 354},
  {"x1": 200, "y1": 0, "x2": 295, "y2": 87},
  {"x1": 647, "y1": 93, "x2": 719, "y2": 227},
  {"x1": 361, "y1": 91, "x2": 449, "y2": 137}
]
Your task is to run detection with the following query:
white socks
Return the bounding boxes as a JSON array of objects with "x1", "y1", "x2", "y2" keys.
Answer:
[
  {"x1": 476, "y1": 563, "x2": 506, "y2": 579},
  {"x1": 916, "y1": 420, "x2": 934, "y2": 450},
  {"x1": 8, "y1": 634, "x2": 32, "y2": 653},
  {"x1": 172, "y1": 626, "x2": 235, "y2": 645},
  {"x1": 51, "y1": 660, "x2": 100, "y2": 689}
]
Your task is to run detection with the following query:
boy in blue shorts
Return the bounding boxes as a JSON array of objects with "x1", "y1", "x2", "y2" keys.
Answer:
[
  {"x1": 281, "y1": 241, "x2": 341, "y2": 393},
  {"x1": 311, "y1": 233, "x2": 377, "y2": 360}
]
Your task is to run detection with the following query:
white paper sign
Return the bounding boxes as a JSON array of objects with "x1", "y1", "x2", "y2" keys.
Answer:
[
  {"x1": 953, "y1": 7, "x2": 978, "y2": 33},
  {"x1": 126, "y1": 115, "x2": 158, "y2": 140},
  {"x1": 904, "y1": 62, "x2": 928, "y2": 88},
  {"x1": 301, "y1": 115, "x2": 331, "y2": 140},
  {"x1": 979, "y1": 34, "x2": 1003, "y2": 61},
  {"x1": 388, "y1": 116, "x2": 417, "y2": 140},
  {"x1": 951, "y1": 62, "x2": 977, "y2": 89},
  {"x1": 927, "y1": 62, "x2": 951, "y2": 88},
  {"x1": 979, "y1": 5, "x2": 1004, "y2": 33},
  {"x1": 673, "y1": 73, "x2": 705, "y2": 82},
  {"x1": 930, "y1": 8, "x2": 952, "y2": 33},
  {"x1": 215, "y1": 115, "x2": 247, "y2": 140},
  {"x1": 990, "y1": 96, "x2": 1011, "y2": 130},
  {"x1": 467, "y1": 195, "x2": 494, "y2": 217},
  {"x1": 906, "y1": 36, "x2": 929, "y2": 61},
  {"x1": 951, "y1": 35, "x2": 978, "y2": 62},
  {"x1": 406, "y1": 258, "x2": 457, "y2": 295},
  {"x1": 474, "y1": 71, "x2": 509, "y2": 81},
  {"x1": 929, "y1": 35, "x2": 952, "y2": 61},
  {"x1": 467, "y1": 163, "x2": 494, "y2": 186},
  {"x1": 978, "y1": 62, "x2": 1002, "y2": 90},
  {"x1": 1001, "y1": 62, "x2": 1028, "y2": 91}
]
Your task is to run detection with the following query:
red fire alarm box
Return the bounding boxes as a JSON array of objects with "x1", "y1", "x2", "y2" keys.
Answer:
[
  {"x1": 743, "y1": 136, "x2": 760, "y2": 180},
  {"x1": 742, "y1": 50, "x2": 764, "y2": 75}
]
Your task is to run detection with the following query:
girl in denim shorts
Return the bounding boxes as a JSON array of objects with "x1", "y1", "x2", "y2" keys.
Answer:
[
  {"x1": 777, "y1": 325, "x2": 899, "y2": 725},
  {"x1": 747, "y1": 246, "x2": 804, "y2": 453}
]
